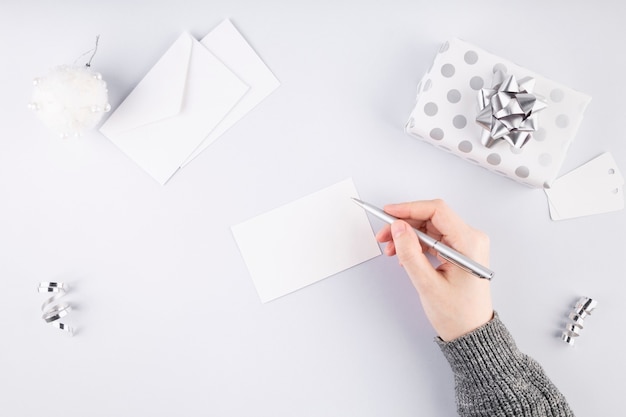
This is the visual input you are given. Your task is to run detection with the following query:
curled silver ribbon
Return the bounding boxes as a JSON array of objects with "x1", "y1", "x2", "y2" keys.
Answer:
[
  {"x1": 476, "y1": 70, "x2": 547, "y2": 149},
  {"x1": 562, "y1": 296, "x2": 597, "y2": 346},
  {"x1": 38, "y1": 282, "x2": 74, "y2": 336},
  {"x1": 561, "y1": 332, "x2": 576, "y2": 345},
  {"x1": 576, "y1": 297, "x2": 598, "y2": 315},
  {"x1": 568, "y1": 312, "x2": 585, "y2": 328}
]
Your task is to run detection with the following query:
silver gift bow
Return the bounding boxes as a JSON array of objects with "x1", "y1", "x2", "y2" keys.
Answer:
[{"x1": 476, "y1": 70, "x2": 547, "y2": 149}]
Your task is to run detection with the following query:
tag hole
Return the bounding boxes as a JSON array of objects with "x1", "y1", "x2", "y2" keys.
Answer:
[
  {"x1": 608, "y1": 168, "x2": 615, "y2": 175},
  {"x1": 612, "y1": 188, "x2": 619, "y2": 194}
]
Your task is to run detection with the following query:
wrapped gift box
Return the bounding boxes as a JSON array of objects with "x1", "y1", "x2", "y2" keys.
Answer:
[{"x1": 406, "y1": 39, "x2": 591, "y2": 188}]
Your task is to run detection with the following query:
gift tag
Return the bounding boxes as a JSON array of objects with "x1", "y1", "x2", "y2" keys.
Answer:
[{"x1": 545, "y1": 152, "x2": 624, "y2": 220}]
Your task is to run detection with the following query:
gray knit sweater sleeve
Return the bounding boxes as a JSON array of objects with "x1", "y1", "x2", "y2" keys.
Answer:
[{"x1": 436, "y1": 313, "x2": 574, "y2": 417}]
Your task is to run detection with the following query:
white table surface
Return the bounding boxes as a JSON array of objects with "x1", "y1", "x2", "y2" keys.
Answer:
[{"x1": 1, "y1": 1, "x2": 625, "y2": 416}]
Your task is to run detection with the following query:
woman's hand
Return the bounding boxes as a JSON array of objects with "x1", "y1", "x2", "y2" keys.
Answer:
[{"x1": 376, "y1": 199, "x2": 493, "y2": 341}]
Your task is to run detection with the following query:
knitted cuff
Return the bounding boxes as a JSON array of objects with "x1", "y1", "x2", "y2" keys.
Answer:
[
  {"x1": 435, "y1": 312, "x2": 575, "y2": 417},
  {"x1": 435, "y1": 312, "x2": 522, "y2": 382}
]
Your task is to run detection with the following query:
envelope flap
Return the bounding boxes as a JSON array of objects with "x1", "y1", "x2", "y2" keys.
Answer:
[{"x1": 101, "y1": 33, "x2": 193, "y2": 134}]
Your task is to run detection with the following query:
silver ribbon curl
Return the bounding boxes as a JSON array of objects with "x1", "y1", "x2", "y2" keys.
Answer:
[
  {"x1": 38, "y1": 282, "x2": 74, "y2": 336},
  {"x1": 476, "y1": 70, "x2": 547, "y2": 149},
  {"x1": 562, "y1": 296, "x2": 597, "y2": 346}
]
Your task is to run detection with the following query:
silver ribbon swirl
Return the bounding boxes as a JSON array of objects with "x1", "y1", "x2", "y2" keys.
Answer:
[
  {"x1": 38, "y1": 282, "x2": 74, "y2": 336},
  {"x1": 562, "y1": 296, "x2": 597, "y2": 345},
  {"x1": 476, "y1": 70, "x2": 547, "y2": 149}
]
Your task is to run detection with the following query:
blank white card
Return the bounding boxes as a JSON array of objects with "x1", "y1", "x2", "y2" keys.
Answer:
[{"x1": 231, "y1": 179, "x2": 381, "y2": 302}]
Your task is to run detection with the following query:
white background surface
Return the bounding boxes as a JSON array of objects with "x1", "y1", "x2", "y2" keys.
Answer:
[{"x1": 1, "y1": 1, "x2": 625, "y2": 416}]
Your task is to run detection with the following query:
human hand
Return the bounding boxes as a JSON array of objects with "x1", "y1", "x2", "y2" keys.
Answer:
[{"x1": 376, "y1": 199, "x2": 493, "y2": 341}]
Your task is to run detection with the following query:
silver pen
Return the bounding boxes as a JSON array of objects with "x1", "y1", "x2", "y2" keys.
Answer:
[{"x1": 352, "y1": 198, "x2": 494, "y2": 280}]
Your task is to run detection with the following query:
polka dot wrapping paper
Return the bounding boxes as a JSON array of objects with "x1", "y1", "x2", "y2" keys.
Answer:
[{"x1": 406, "y1": 39, "x2": 591, "y2": 188}]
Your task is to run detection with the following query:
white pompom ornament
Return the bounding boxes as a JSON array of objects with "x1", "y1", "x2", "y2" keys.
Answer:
[{"x1": 30, "y1": 65, "x2": 110, "y2": 138}]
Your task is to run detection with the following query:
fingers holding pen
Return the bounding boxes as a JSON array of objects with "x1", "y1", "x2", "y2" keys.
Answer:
[
  {"x1": 386, "y1": 199, "x2": 465, "y2": 232},
  {"x1": 376, "y1": 202, "x2": 443, "y2": 256},
  {"x1": 384, "y1": 200, "x2": 486, "y2": 258},
  {"x1": 373, "y1": 199, "x2": 489, "y2": 266},
  {"x1": 376, "y1": 221, "x2": 429, "y2": 258}
]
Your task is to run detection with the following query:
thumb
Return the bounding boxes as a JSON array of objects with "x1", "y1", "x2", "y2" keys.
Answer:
[{"x1": 391, "y1": 220, "x2": 437, "y2": 285}]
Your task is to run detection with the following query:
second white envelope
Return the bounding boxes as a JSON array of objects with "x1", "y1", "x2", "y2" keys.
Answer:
[{"x1": 183, "y1": 19, "x2": 280, "y2": 166}]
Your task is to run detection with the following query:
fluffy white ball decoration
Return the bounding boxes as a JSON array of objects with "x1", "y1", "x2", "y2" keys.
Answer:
[{"x1": 29, "y1": 65, "x2": 110, "y2": 138}]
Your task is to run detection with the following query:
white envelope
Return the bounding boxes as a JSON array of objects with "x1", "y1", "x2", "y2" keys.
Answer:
[
  {"x1": 182, "y1": 19, "x2": 280, "y2": 166},
  {"x1": 100, "y1": 32, "x2": 249, "y2": 185}
]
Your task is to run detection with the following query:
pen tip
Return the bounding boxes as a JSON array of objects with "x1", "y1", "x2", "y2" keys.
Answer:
[{"x1": 351, "y1": 197, "x2": 364, "y2": 206}]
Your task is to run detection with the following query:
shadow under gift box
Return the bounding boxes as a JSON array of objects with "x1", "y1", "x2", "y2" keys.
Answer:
[{"x1": 406, "y1": 38, "x2": 591, "y2": 188}]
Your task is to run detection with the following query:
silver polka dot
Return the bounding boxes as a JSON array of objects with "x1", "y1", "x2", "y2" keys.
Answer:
[
  {"x1": 493, "y1": 63, "x2": 507, "y2": 74},
  {"x1": 550, "y1": 89, "x2": 564, "y2": 102},
  {"x1": 441, "y1": 64, "x2": 456, "y2": 77},
  {"x1": 515, "y1": 166, "x2": 530, "y2": 178},
  {"x1": 464, "y1": 50, "x2": 479, "y2": 65},
  {"x1": 439, "y1": 41, "x2": 450, "y2": 52},
  {"x1": 458, "y1": 140, "x2": 473, "y2": 153},
  {"x1": 470, "y1": 76, "x2": 484, "y2": 90},
  {"x1": 487, "y1": 153, "x2": 501, "y2": 165},
  {"x1": 430, "y1": 127, "x2": 444, "y2": 140},
  {"x1": 453, "y1": 115, "x2": 467, "y2": 129},
  {"x1": 538, "y1": 153, "x2": 552, "y2": 166},
  {"x1": 447, "y1": 89, "x2": 461, "y2": 103},
  {"x1": 556, "y1": 114, "x2": 570, "y2": 128},
  {"x1": 510, "y1": 145, "x2": 523, "y2": 155},
  {"x1": 424, "y1": 102, "x2": 438, "y2": 116},
  {"x1": 423, "y1": 79, "x2": 432, "y2": 91},
  {"x1": 534, "y1": 127, "x2": 547, "y2": 141}
]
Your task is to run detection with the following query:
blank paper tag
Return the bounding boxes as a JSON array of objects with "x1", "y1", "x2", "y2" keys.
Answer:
[{"x1": 545, "y1": 152, "x2": 624, "y2": 220}]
